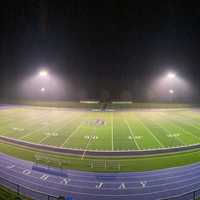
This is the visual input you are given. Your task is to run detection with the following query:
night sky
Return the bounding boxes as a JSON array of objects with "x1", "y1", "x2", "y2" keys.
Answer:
[{"x1": 0, "y1": 0, "x2": 200, "y2": 101}]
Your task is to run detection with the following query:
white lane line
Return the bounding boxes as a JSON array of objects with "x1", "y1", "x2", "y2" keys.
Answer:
[
  {"x1": 1, "y1": 160, "x2": 200, "y2": 186},
  {"x1": 122, "y1": 114, "x2": 140, "y2": 150},
  {"x1": 2, "y1": 164, "x2": 200, "y2": 197}
]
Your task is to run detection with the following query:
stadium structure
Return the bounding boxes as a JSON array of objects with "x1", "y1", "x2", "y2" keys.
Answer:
[{"x1": 1, "y1": 1, "x2": 200, "y2": 200}]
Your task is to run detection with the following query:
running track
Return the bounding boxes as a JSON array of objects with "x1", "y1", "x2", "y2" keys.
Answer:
[{"x1": 0, "y1": 154, "x2": 200, "y2": 200}]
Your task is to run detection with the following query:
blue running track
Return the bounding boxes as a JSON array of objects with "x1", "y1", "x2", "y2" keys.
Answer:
[{"x1": 0, "y1": 153, "x2": 200, "y2": 200}]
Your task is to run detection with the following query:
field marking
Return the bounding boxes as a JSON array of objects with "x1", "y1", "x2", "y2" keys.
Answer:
[
  {"x1": 18, "y1": 113, "x2": 62, "y2": 140},
  {"x1": 37, "y1": 122, "x2": 68, "y2": 144},
  {"x1": 122, "y1": 114, "x2": 140, "y2": 150},
  {"x1": 111, "y1": 112, "x2": 114, "y2": 151},
  {"x1": 1, "y1": 111, "x2": 49, "y2": 138},
  {"x1": 175, "y1": 113, "x2": 200, "y2": 132},
  {"x1": 37, "y1": 115, "x2": 80, "y2": 144},
  {"x1": 19, "y1": 112, "x2": 81, "y2": 141},
  {"x1": 38, "y1": 135, "x2": 50, "y2": 144},
  {"x1": 39, "y1": 113, "x2": 86, "y2": 145},
  {"x1": 81, "y1": 135, "x2": 94, "y2": 160},
  {"x1": 159, "y1": 112, "x2": 200, "y2": 142},
  {"x1": 0, "y1": 109, "x2": 26, "y2": 123},
  {"x1": 0, "y1": 110, "x2": 46, "y2": 134},
  {"x1": 0, "y1": 108, "x2": 49, "y2": 128},
  {"x1": 146, "y1": 115, "x2": 186, "y2": 146},
  {"x1": 132, "y1": 113, "x2": 165, "y2": 148},
  {"x1": 60, "y1": 123, "x2": 83, "y2": 147}
]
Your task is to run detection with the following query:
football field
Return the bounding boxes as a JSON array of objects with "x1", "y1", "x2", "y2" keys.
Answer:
[{"x1": 1, "y1": 106, "x2": 200, "y2": 152}]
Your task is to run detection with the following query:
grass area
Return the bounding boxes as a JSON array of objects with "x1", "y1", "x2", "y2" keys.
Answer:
[
  {"x1": 2, "y1": 141, "x2": 200, "y2": 172},
  {"x1": 0, "y1": 185, "x2": 31, "y2": 200},
  {"x1": 1, "y1": 105, "x2": 200, "y2": 172}
]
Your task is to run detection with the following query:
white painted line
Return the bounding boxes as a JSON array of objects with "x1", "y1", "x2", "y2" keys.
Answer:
[
  {"x1": 146, "y1": 115, "x2": 186, "y2": 146},
  {"x1": 122, "y1": 114, "x2": 140, "y2": 150},
  {"x1": 111, "y1": 112, "x2": 114, "y2": 151},
  {"x1": 81, "y1": 136, "x2": 93, "y2": 160},
  {"x1": 159, "y1": 112, "x2": 200, "y2": 142},
  {"x1": 133, "y1": 114, "x2": 165, "y2": 148},
  {"x1": 38, "y1": 135, "x2": 50, "y2": 144},
  {"x1": 60, "y1": 123, "x2": 83, "y2": 147}
]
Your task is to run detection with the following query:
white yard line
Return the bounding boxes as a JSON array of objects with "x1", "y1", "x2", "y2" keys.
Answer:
[
  {"x1": 0, "y1": 111, "x2": 49, "y2": 138},
  {"x1": 81, "y1": 136, "x2": 93, "y2": 160},
  {"x1": 133, "y1": 114, "x2": 165, "y2": 148},
  {"x1": 38, "y1": 121, "x2": 69, "y2": 144},
  {"x1": 38, "y1": 113, "x2": 84, "y2": 144},
  {"x1": 111, "y1": 112, "x2": 114, "y2": 151},
  {"x1": 60, "y1": 122, "x2": 83, "y2": 147},
  {"x1": 146, "y1": 115, "x2": 186, "y2": 146},
  {"x1": 0, "y1": 111, "x2": 48, "y2": 135},
  {"x1": 38, "y1": 135, "x2": 50, "y2": 144},
  {"x1": 18, "y1": 113, "x2": 52, "y2": 140},
  {"x1": 0, "y1": 109, "x2": 48, "y2": 127},
  {"x1": 19, "y1": 112, "x2": 81, "y2": 140},
  {"x1": 174, "y1": 113, "x2": 200, "y2": 132},
  {"x1": 122, "y1": 114, "x2": 140, "y2": 150},
  {"x1": 159, "y1": 112, "x2": 200, "y2": 142}
]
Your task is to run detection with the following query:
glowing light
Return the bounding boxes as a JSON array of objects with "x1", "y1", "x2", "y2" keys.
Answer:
[
  {"x1": 167, "y1": 72, "x2": 176, "y2": 79},
  {"x1": 39, "y1": 70, "x2": 48, "y2": 77},
  {"x1": 169, "y1": 89, "x2": 174, "y2": 94},
  {"x1": 40, "y1": 87, "x2": 46, "y2": 92}
]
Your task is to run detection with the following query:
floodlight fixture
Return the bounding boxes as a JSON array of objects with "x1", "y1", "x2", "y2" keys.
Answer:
[
  {"x1": 39, "y1": 70, "x2": 48, "y2": 77},
  {"x1": 167, "y1": 72, "x2": 176, "y2": 79},
  {"x1": 40, "y1": 87, "x2": 46, "y2": 92},
  {"x1": 169, "y1": 89, "x2": 174, "y2": 94}
]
